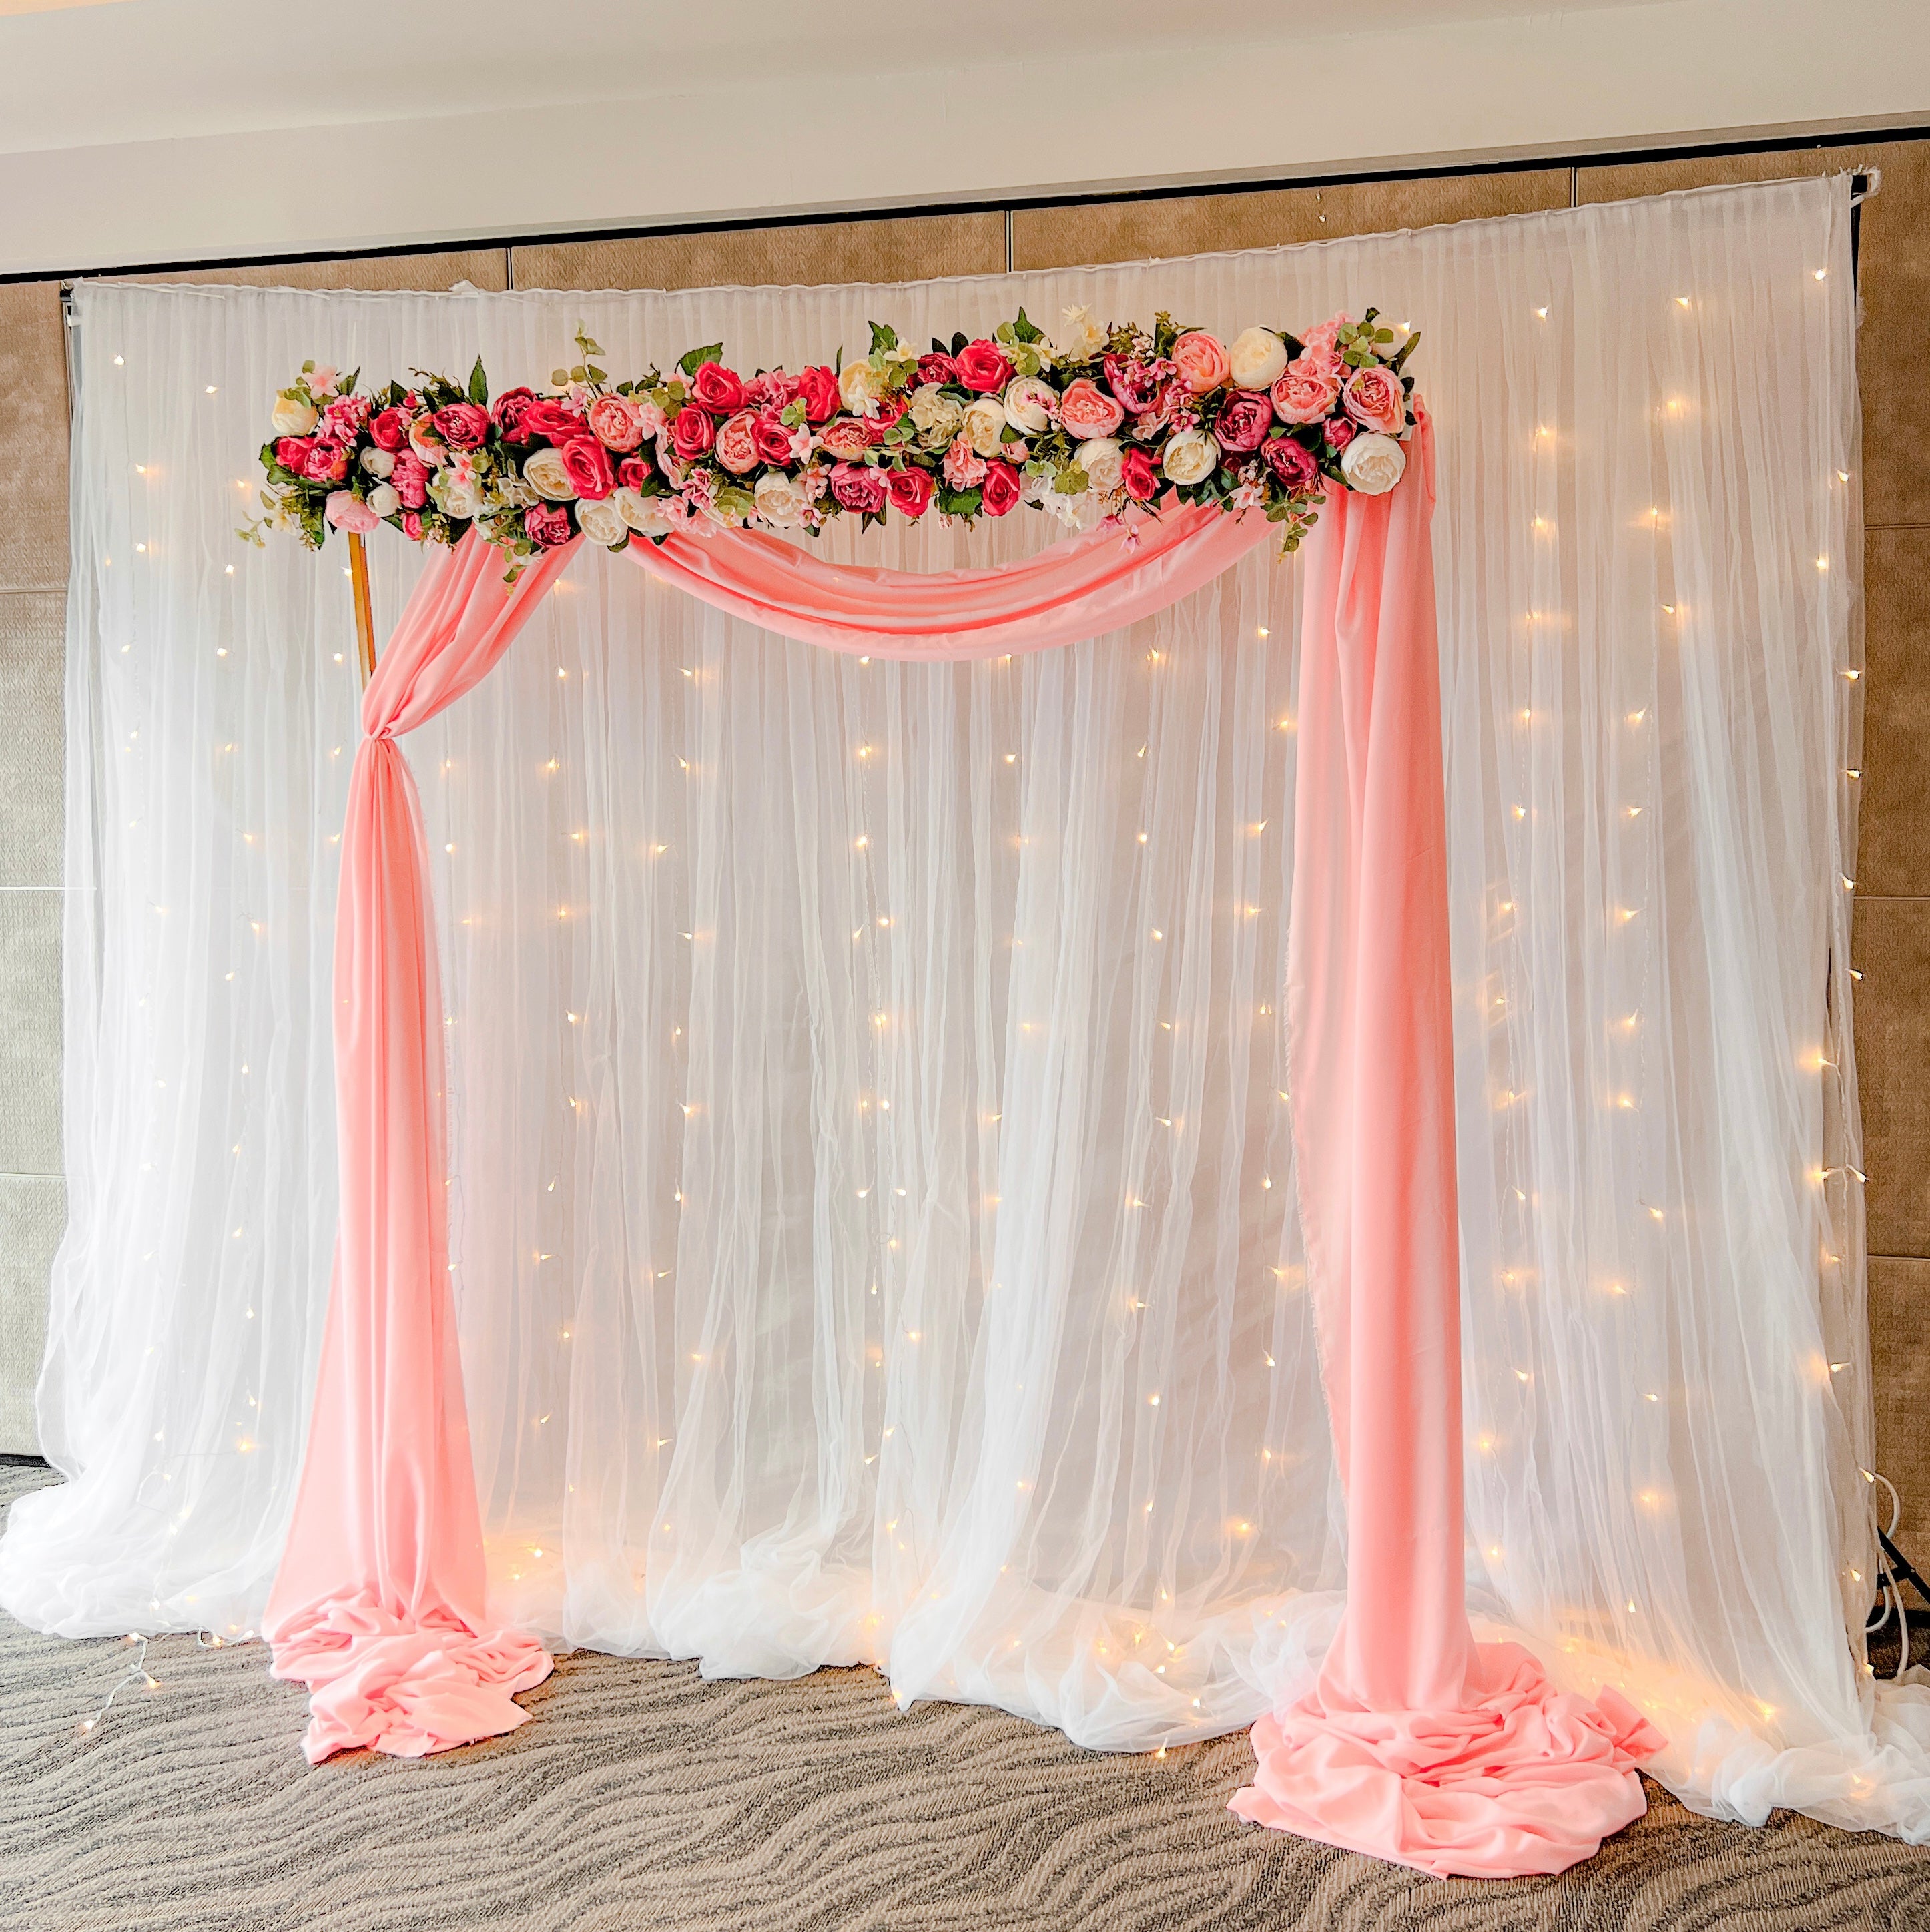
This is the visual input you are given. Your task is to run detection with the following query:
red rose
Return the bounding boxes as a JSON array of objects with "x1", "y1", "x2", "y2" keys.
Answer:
[
  {"x1": 1261, "y1": 434, "x2": 1320, "y2": 493},
  {"x1": 400, "y1": 511, "x2": 424, "y2": 541},
  {"x1": 689, "y1": 362, "x2": 747, "y2": 415},
  {"x1": 1102, "y1": 355, "x2": 1165, "y2": 414},
  {"x1": 368, "y1": 407, "x2": 409, "y2": 452},
  {"x1": 886, "y1": 466, "x2": 934, "y2": 519},
  {"x1": 521, "y1": 399, "x2": 586, "y2": 444},
  {"x1": 1118, "y1": 446, "x2": 1158, "y2": 503},
  {"x1": 829, "y1": 460, "x2": 888, "y2": 515},
  {"x1": 954, "y1": 339, "x2": 1014, "y2": 394},
  {"x1": 1324, "y1": 417, "x2": 1357, "y2": 453},
  {"x1": 559, "y1": 436, "x2": 615, "y2": 501},
  {"x1": 916, "y1": 352, "x2": 960, "y2": 386},
  {"x1": 617, "y1": 456, "x2": 651, "y2": 491},
  {"x1": 670, "y1": 405, "x2": 716, "y2": 462},
  {"x1": 753, "y1": 413, "x2": 798, "y2": 466},
  {"x1": 274, "y1": 436, "x2": 313, "y2": 473},
  {"x1": 304, "y1": 441, "x2": 349, "y2": 484},
  {"x1": 434, "y1": 402, "x2": 489, "y2": 450},
  {"x1": 795, "y1": 365, "x2": 840, "y2": 423},
  {"x1": 866, "y1": 395, "x2": 908, "y2": 446},
  {"x1": 1214, "y1": 390, "x2": 1273, "y2": 454},
  {"x1": 979, "y1": 460, "x2": 1022, "y2": 516},
  {"x1": 491, "y1": 388, "x2": 540, "y2": 441},
  {"x1": 390, "y1": 450, "x2": 430, "y2": 509},
  {"x1": 524, "y1": 501, "x2": 575, "y2": 548}
]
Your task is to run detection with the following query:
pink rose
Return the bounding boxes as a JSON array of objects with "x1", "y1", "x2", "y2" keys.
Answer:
[
  {"x1": 1261, "y1": 434, "x2": 1321, "y2": 493},
  {"x1": 954, "y1": 339, "x2": 1014, "y2": 394},
  {"x1": 521, "y1": 399, "x2": 586, "y2": 445},
  {"x1": 1057, "y1": 377, "x2": 1126, "y2": 441},
  {"x1": 1170, "y1": 331, "x2": 1231, "y2": 394},
  {"x1": 587, "y1": 394, "x2": 645, "y2": 452},
  {"x1": 816, "y1": 418, "x2": 872, "y2": 460},
  {"x1": 491, "y1": 388, "x2": 540, "y2": 441},
  {"x1": 1343, "y1": 366, "x2": 1406, "y2": 436},
  {"x1": 325, "y1": 491, "x2": 380, "y2": 534},
  {"x1": 979, "y1": 460, "x2": 1022, "y2": 517},
  {"x1": 434, "y1": 402, "x2": 489, "y2": 451},
  {"x1": 1213, "y1": 390, "x2": 1273, "y2": 454},
  {"x1": 273, "y1": 436, "x2": 313, "y2": 473},
  {"x1": 559, "y1": 436, "x2": 615, "y2": 500},
  {"x1": 390, "y1": 450, "x2": 430, "y2": 509},
  {"x1": 714, "y1": 411, "x2": 761, "y2": 475},
  {"x1": 795, "y1": 366, "x2": 840, "y2": 423},
  {"x1": 753, "y1": 414, "x2": 800, "y2": 466},
  {"x1": 1271, "y1": 368, "x2": 1341, "y2": 425},
  {"x1": 916, "y1": 352, "x2": 960, "y2": 387},
  {"x1": 368, "y1": 406, "x2": 409, "y2": 452},
  {"x1": 1325, "y1": 417, "x2": 1357, "y2": 453},
  {"x1": 1118, "y1": 446, "x2": 1158, "y2": 502},
  {"x1": 670, "y1": 405, "x2": 715, "y2": 462},
  {"x1": 942, "y1": 440, "x2": 986, "y2": 490},
  {"x1": 829, "y1": 460, "x2": 888, "y2": 515},
  {"x1": 689, "y1": 362, "x2": 747, "y2": 415},
  {"x1": 525, "y1": 501, "x2": 575, "y2": 547},
  {"x1": 400, "y1": 511, "x2": 424, "y2": 541},
  {"x1": 304, "y1": 441, "x2": 349, "y2": 485},
  {"x1": 886, "y1": 466, "x2": 934, "y2": 519}
]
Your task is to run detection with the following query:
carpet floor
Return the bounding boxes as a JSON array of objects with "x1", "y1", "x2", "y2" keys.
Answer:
[{"x1": 3, "y1": 1464, "x2": 1928, "y2": 1931}]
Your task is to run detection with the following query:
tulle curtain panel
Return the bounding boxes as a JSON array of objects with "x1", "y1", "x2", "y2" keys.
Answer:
[{"x1": 9, "y1": 174, "x2": 1924, "y2": 1840}]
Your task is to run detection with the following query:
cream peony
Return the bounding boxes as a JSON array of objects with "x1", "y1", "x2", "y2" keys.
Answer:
[
  {"x1": 365, "y1": 482, "x2": 400, "y2": 519},
  {"x1": 1339, "y1": 432, "x2": 1407, "y2": 495},
  {"x1": 359, "y1": 445, "x2": 396, "y2": 478},
  {"x1": 963, "y1": 395, "x2": 1008, "y2": 458},
  {"x1": 575, "y1": 495, "x2": 628, "y2": 546},
  {"x1": 1051, "y1": 304, "x2": 1108, "y2": 364},
  {"x1": 522, "y1": 447, "x2": 577, "y2": 501},
  {"x1": 1227, "y1": 326, "x2": 1290, "y2": 392},
  {"x1": 1003, "y1": 376, "x2": 1057, "y2": 435},
  {"x1": 1161, "y1": 430, "x2": 1219, "y2": 486},
  {"x1": 434, "y1": 474, "x2": 485, "y2": 520},
  {"x1": 908, "y1": 384, "x2": 964, "y2": 449},
  {"x1": 1075, "y1": 437, "x2": 1124, "y2": 495},
  {"x1": 838, "y1": 359, "x2": 886, "y2": 416},
  {"x1": 271, "y1": 392, "x2": 318, "y2": 436},
  {"x1": 753, "y1": 469, "x2": 811, "y2": 527}
]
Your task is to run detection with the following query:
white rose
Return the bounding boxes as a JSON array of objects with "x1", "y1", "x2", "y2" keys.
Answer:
[
  {"x1": 436, "y1": 474, "x2": 485, "y2": 521},
  {"x1": 1003, "y1": 376, "x2": 1056, "y2": 435},
  {"x1": 359, "y1": 445, "x2": 396, "y2": 478},
  {"x1": 577, "y1": 495, "x2": 629, "y2": 547},
  {"x1": 838, "y1": 360, "x2": 886, "y2": 416},
  {"x1": 1161, "y1": 430, "x2": 1219, "y2": 487},
  {"x1": 366, "y1": 482, "x2": 400, "y2": 519},
  {"x1": 1075, "y1": 437, "x2": 1124, "y2": 495},
  {"x1": 1052, "y1": 304, "x2": 1107, "y2": 365},
  {"x1": 1227, "y1": 326, "x2": 1290, "y2": 392},
  {"x1": 963, "y1": 395, "x2": 1008, "y2": 458},
  {"x1": 753, "y1": 470, "x2": 810, "y2": 528},
  {"x1": 522, "y1": 447, "x2": 577, "y2": 501},
  {"x1": 270, "y1": 393, "x2": 317, "y2": 436},
  {"x1": 1339, "y1": 432, "x2": 1407, "y2": 496},
  {"x1": 908, "y1": 384, "x2": 964, "y2": 449}
]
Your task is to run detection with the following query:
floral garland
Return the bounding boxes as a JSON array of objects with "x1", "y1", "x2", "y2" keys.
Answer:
[{"x1": 244, "y1": 307, "x2": 1419, "y2": 574}]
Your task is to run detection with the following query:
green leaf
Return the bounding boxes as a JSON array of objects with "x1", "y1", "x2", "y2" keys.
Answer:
[
  {"x1": 950, "y1": 331, "x2": 968, "y2": 356},
  {"x1": 1389, "y1": 330, "x2": 1421, "y2": 375},
  {"x1": 551, "y1": 368, "x2": 571, "y2": 387},
  {"x1": 1011, "y1": 307, "x2": 1044, "y2": 344},
  {"x1": 678, "y1": 342, "x2": 725, "y2": 378},
  {"x1": 868, "y1": 321, "x2": 900, "y2": 356},
  {"x1": 937, "y1": 484, "x2": 983, "y2": 519},
  {"x1": 468, "y1": 357, "x2": 489, "y2": 406}
]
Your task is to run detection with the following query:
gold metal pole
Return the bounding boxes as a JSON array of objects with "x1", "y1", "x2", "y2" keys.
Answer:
[{"x1": 346, "y1": 529, "x2": 377, "y2": 687}]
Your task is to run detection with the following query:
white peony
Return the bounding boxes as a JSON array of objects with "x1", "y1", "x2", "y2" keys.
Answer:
[
  {"x1": 1052, "y1": 304, "x2": 1108, "y2": 364},
  {"x1": 522, "y1": 447, "x2": 577, "y2": 501},
  {"x1": 908, "y1": 384, "x2": 964, "y2": 449},
  {"x1": 1161, "y1": 430, "x2": 1220, "y2": 486},
  {"x1": 1339, "y1": 431, "x2": 1407, "y2": 495},
  {"x1": 963, "y1": 395, "x2": 1008, "y2": 458},
  {"x1": 753, "y1": 470, "x2": 810, "y2": 527},
  {"x1": 365, "y1": 482, "x2": 400, "y2": 519},
  {"x1": 613, "y1": 487, "x2": 671, "y2": 536},
  {"x1": 1003, "y1": 376, "x2": 1056, "y2": 435},
  {"x1": 838, "y1": 359, "x2": 886, "y2": 416},
  {"x1": 1227, "y1": 326, "x2": 1290, "y2": 391},
  {"x1": 270, "y1": 392, "x2": 318, "y2": 436},
  {"x1": 436, "y1": 474, "x2": 485, "y2": 521},
  {"x1": 576, "y1": 495, "x2": 629, "y2": 547},
  {"x1": 359, "y1": 445, "x2": 396, "y2": 479},
  {"x1": 1075, "y1": 436, "x2": 1124, "y2": 495}
]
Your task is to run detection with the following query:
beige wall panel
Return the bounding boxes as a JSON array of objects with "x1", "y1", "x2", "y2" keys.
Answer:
[
  {"x1": 1578, "y1": 137, "x2": 1930, "y2": 529},
  {"x1": 0, "y1": 284, "x2": 69, "y2": 595},
  {"x1": 0, "y1": 888, "x2": 59, "y2": 1177},
  {"x1": 128, "y1": 249, "x2": 509, "y2": 292},
  {"x1": 1854, "y1": 898, "x2": 1930, "y2": 1259},
  {"x1": 0, "y1": 1173, "x2": 59, "y2": 1452},
  {"x1": 513, "y1": 214, "x2": 1006, "y2": 293},
  {"x1": 1869, "y1": 1256, "x2": 1930, "y2": 1576},
  {"x1": 0, "y1": 593, "x2": 63, "y2": 887},
  {"x1": 1009, "y1": 169, "x2": 1570, "y2": 271},
  {"x1": 1861, "y1": 529, "x2": 1930, "y2": 900}
]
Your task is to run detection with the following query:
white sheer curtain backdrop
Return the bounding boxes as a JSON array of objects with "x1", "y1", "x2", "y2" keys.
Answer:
[{"x1": 9, "y1": 176, "x2": 1922, "y2": 1836}]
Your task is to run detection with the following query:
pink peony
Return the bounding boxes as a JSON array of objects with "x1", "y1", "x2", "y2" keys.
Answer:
[
  {"x1": 1298, "y1": 313, "x2": 1351, "y2": 361},
  {"x1": 325, "y1": 491, "x2": 380, "y2": 533},
  {"x1": 1102, "y1": 354, "x2": 1165, "y2": 414},
  {"x1": 1342, "y1": 365, "x2": 1407, "y2": 436},
  {"x1": 916, "y1": 352, "x2": 960, "y2": 386},
  {"x1": 1261, "y1": 434, "x2": 1321, "y2": 493},
  {"x1": 689, "y1": 362, "x2": 747, "y2": 415},
  {"x1": 1170, "y1": 331, "x2": 1231, "y2": 394},
  {"x1": 816, "y1": 418, "x2": 872, "y2": 460},
  {"x1": 1057, "y1": 377, "x2": 1126, "y2": 441},
  {"x1": 954, "y1": 339, "x2": 1014, "y2": 394},
  {"x1": 714, "y1": 411, "x2": 761, "y2": 475},
  {"x1": 491, "y1": 388, "x2": 540, "y2": 441},
  {"x1": 559, "y1": 436, "x2": 616, "y2": 500},
  {"x1": 525, "y1": 501, "x2": 575, "y2": 547},
  {"x1": 1325, "y1": 417, "x2": 1357, "y2": 453},
  {"x1": 1213, "y1": 390, "x2": 1273, "y2": 454},
  {"x1": 390, "y1": 451, "x2": 430, "y2": 509},
  {"x1": 829, "y1": 460, "x2": 888, "y2": 515},
  {"x1": 587, "y1": 394, "x2": 646, "y2": 451},
  {"x1": 670, "y1": 405, "x2": 716, "y2": 462},
  {"x1": 368, "y1": 407, "x2": 410, "y2": 452},
  {"x1": 979, "y1": 460, "x2": 1022, "y2": 517},
  {"x1": 304, "y1": 441, "x2": 349, "y2": 485},
  {"x1": 1118, "y1": 445, "x2": 1158, "y2": 502},
  {"x1": 400, "y1": 511, "x2": 424, "y2": 541},
  {"x1": 886, "y1": 466, "x2": 934, "y2": 519},
  {"x1": 942, "y1": 440, "x2": 987, "y2": 490},
  {"x1": 745, "y1": 368, "x2": 801, "y2": 410},
  {"x1": 795, "y1": 366, "x2": 841, "y2": 423},
  {"x1": 434, "y1": 402, "x2": 489, "y2": 450},
  {"x1": 1271, "y1": 368, "x2": 1340, "y2": 426}
]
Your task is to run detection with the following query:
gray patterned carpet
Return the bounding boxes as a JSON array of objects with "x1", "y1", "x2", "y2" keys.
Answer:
[{"x1": 3, "y1": 1465, "x2": 1928, "y2": 1931}]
